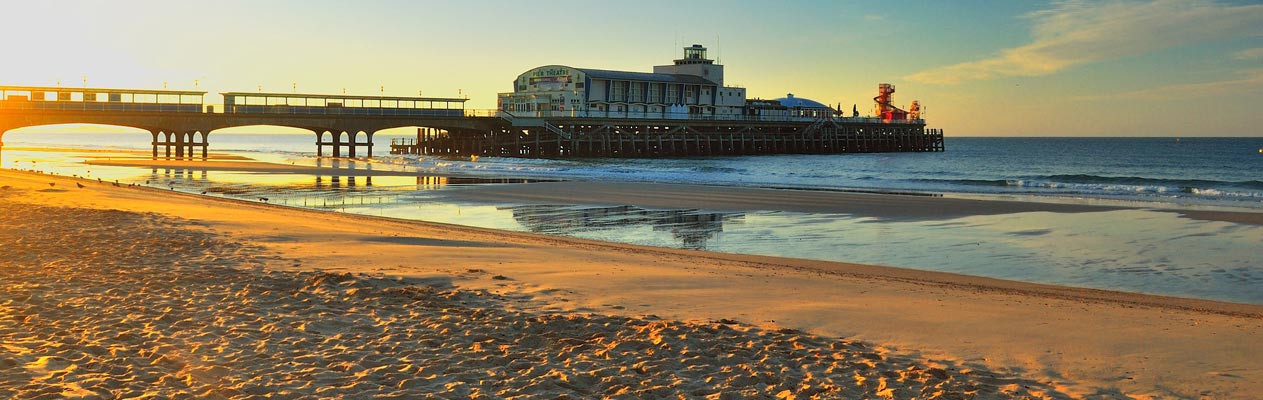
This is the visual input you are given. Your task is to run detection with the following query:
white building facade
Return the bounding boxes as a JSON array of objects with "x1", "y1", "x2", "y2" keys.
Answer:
[{"x1": 498, "y1": 45, "x2": 748, "y2": 119}]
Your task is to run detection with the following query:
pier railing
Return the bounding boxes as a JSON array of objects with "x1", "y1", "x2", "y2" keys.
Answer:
[
  {"x1": 493, "y1": 110, "x2": 924, "y2": 125},
  {"x1": 0, "y1": 99, "x2": 202, "y2": 113}
]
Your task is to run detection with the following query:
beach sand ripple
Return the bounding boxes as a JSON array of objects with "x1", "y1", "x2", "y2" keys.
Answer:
[{"x1": 0, "y1": 194, "x2": 1062, "y2": 398}]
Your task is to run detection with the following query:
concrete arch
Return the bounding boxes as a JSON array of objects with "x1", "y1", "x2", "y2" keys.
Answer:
[
  {"x1": 208, "y1": 125, "x2": 319, "y2": 136},
  {"x1": 0, "y1": 122, "x2": 163, "y2": 135},
  {"x1": 312, "y1": 129, "x2": 376, "y2": 158}
]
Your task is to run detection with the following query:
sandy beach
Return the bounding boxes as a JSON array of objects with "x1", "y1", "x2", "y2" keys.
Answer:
[{"x1": 2, "y1": 167, "x2": 1261, "y2": 399}]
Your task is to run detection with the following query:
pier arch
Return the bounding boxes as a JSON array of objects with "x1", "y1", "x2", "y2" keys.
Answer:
[
  {"x1": 378, "y1": 125, "x2": 475, "y2": 156},
  {"x1": 2, "y1": 124, "x2": 156, "y2": 151},
  {"x1": 313, "y1": 129, "x2": 373, "y2": 158}
]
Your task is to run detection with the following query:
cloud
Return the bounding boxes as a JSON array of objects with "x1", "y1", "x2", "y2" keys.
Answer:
[
  {"x1": 1078, "y1": 69, "x2": 1263, "y2": 100},
  {"x1": 1235, "y1": 48, "x2": 1263, "y2": 60},
  {"x1": 863, "y1": 15, "x2": 885, "y2": 22},
  {"x1": 906, "y1": 0, "x2": 1263, "y2": 85}
]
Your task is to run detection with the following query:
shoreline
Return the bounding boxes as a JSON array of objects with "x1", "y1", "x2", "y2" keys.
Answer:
[
  {"x1": 3, "y1": 167, "x2": 1262, "y2": 398},
  {"x1": 86, "y1": 155, "x2": 1263, "y2": 225}
]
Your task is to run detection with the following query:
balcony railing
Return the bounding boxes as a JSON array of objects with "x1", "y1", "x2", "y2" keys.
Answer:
[{"x1": 494, "y1": 109, "x2": 925, "y2": 124}]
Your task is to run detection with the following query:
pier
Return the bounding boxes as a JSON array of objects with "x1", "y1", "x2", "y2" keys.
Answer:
[
  {"x1": 1, "y1": 84, "x2": 943, "y2": 160},
  {"x1": 0, "y1": 85, "x2": 485, "y2": 159},
  {"x1": 390, "y1": 116, "x2": 942, "y2": 157}
]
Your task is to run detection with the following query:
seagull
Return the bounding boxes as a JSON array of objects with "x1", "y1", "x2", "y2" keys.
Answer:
[
  {"x1": 76, "y1": 182, "x2": 85, "y2": 189},
  {"x1": 259, "y1": 197, "x2": 269, "y2": 202},
  {"x1": 48, "y1": 182, "x2": 55, "y2": 187}
]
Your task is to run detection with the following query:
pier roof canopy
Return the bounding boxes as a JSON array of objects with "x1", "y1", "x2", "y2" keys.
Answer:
[
  {"x1": 576, "y1": 68, "x2": 714, "y2": 85},
  {"x1": 775, "y1": 94, "x2": 831, "y2": 109},
  {"x1": 0, "y1": 85, "x2": 207, "y2": 96}
]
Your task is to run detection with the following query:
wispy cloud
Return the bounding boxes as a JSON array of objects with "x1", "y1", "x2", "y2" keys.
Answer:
[
  {"x1": 1078, "y1": 69, "x2": 1263, "y2": 100},
  {"x1": 1235, "y1": 48, "x2": 1263, "y2": 60},
  {"x1": 863, "y1": 15, "x2": 885, "y2": 22},
  {"x1": 906, "y1": 0, "x2": 1263, "y2": 85}
]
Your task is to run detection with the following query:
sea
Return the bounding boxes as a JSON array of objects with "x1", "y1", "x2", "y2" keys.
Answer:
[{"x1": 4, "y1": 132, "x2": 1262, "y2": 304}]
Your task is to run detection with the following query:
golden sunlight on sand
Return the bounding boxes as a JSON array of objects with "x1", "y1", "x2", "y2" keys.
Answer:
[{"x1": 2, "y1": 168, "x2": 1260, "y2": 398}]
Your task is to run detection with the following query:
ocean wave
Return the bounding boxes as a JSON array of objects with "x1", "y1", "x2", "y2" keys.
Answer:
[
  {"x1": 909, "y1": 177, "x2": 1263, "y2": 203},
  {"x1": 922, "y1": 175, "x2": 1263, "y2": 190},
  {"x1": 1041, "y1": 174, "x2": 1263, "y2": 190}
]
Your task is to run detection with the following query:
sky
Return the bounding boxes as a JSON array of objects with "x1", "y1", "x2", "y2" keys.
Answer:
[{"x1": 2, "y1": 0, "x2": 1261, "y2": 136}]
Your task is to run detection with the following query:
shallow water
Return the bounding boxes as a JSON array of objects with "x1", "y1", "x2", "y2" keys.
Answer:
[{"x1": 3, "y1": 138, "x2": 1262, "y2": 305}]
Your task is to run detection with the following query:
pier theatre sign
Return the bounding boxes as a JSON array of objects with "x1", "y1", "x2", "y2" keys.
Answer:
[{"x1": 525, "y1": 67, "x2": 572, "y2": 91}]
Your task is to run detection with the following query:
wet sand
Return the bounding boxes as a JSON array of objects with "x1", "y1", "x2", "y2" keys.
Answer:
[
  {"x1": 68, "y1": 155, "x2": 1263, "y2": 226},
  {"x1": 2, "y1": 168, "x2": 1262, "y2": 398},
  {"x1": 447, "y1": 180, "x2": 1263, "y2": 225},
  {"x1": 85, "y1": 158, "x2": 421, "y2": 177}
]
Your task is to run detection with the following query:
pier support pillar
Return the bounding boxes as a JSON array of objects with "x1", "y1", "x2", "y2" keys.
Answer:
[
  {"x1": 202, "y1": 132, "x2": 210, "y2": 159},
  {"x1": 333, "y1": 132, "x2": 342, "y2": 158},
  {"x1": 162, "y1": 132, "x2": 173, "y2": 158},
  {"x1": 348, "y1": 132, "x2": 357, "y2": 158}
]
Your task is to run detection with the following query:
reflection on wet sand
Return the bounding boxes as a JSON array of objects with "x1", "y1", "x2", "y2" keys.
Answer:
[
  {"x1": 316, "y1": 175, "x2": 372, "y2": 188},
  {"x1": 502, "y1": 204, "x2": 741, "y2": 249}
]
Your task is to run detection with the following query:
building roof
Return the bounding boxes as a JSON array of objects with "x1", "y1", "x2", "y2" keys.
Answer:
[
  {"x1": 0, "y1": 85, "x2": 206, "y2": 96},
  {"x1": 221, "y1": 92, "x2": 466, "y2": 103},
  {"x1": 775, "y1": 93, "x2": 832, "y2": 109},
  {"x1": 576, "y1": 68, "x2": 715, "y2": 85}
]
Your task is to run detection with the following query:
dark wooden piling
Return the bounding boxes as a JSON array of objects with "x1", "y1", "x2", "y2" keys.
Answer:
[{"x1": 389, "y1": 119, "x2": 944, "y2": 158}]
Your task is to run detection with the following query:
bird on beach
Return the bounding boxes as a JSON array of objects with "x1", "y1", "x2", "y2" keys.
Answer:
[
  {"x1": 259, "y1": 197, "x2": 270, "y2": 203},
  {"x1": 76, "y1": 182, "x2": 85, "y2": 189},
  {"x1": 48, "y1": 182, "x2": 55, "y2": 187}
]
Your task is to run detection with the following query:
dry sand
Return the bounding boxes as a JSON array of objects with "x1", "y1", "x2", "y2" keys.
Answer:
[{"x1": 2, "y1": 168, "x2": 1261, "y2": 399}]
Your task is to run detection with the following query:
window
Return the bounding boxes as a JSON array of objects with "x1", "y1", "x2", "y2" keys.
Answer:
[
  {"x1": 628, "y1": 82, "x2": 643, "y2": 103},
  {"x1": 647, "y1": 83, "x2": 660, "y2": 103},
  {"x1": 611, "y1": 81, "x2": 627, "y2": 102},
  {"x1": 665, "y1": 84, "x2": 679, "y2": 103}
]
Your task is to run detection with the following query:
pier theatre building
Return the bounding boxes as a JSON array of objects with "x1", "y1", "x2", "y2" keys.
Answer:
[{"x1": 498, "y1": 45, "x2": 750, "y2": 119}]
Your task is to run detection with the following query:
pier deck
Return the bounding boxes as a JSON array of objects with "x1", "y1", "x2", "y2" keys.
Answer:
[{"x1": 390, "y1": 117, "x2": 944, "y2": 158}]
